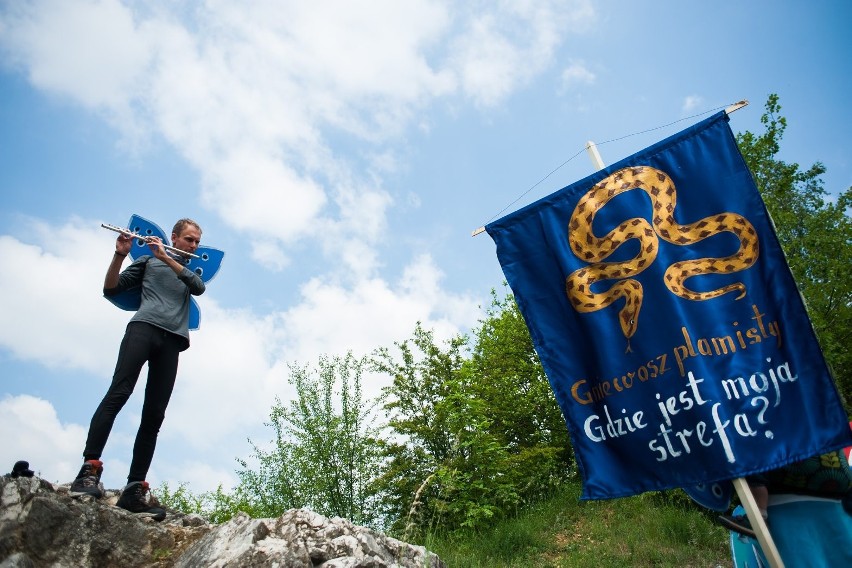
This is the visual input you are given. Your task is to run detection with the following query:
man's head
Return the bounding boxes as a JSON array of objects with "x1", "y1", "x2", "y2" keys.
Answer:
[{"x1": 171, "y1": 218, "x2": 202, "y2": 254}]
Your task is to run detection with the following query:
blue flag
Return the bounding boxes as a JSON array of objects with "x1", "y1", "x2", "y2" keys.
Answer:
[{"x1": 486, "y1": 111, "x2": 852, "y2": 499}]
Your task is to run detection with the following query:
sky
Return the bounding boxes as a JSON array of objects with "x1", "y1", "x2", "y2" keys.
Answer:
[{"x1": 1, "y1": 0, "x2": 850, "y2": 494}]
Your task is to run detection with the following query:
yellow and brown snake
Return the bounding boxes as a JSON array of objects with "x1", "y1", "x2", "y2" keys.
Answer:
[{"x1": 565, "y1": 166, "x2": 759, "y2": 352}]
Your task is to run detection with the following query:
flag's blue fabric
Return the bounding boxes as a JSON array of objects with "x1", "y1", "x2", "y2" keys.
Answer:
[{"x1": 486, "y1": 112, "x2": 852, "y2": 499}]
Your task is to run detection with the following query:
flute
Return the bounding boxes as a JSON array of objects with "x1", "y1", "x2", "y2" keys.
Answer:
[{"x1": 101, "y1": 223, "x2": 200, "y2": 259}]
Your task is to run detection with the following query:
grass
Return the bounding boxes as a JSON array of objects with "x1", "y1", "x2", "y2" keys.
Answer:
[{"x1": 426, "y1": 481, "x2": 732, "y2": 567}]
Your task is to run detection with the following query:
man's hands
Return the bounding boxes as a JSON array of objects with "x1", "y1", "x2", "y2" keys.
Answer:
[
  {"x1": 107, "y1": 234, "x2": 188, "y2": 290},
  {"x1": 116, "y1": 234, "x2": 133, "y2": 257},
  {"x1": 144, "y1": 236, "x2": 170, "y2": 262},
  {"x1": 145, "y1": 235, "x2": 189, "y2": 275},
  {"x1": 106, "y1": 234, "x2": 132, "y2": 289}
]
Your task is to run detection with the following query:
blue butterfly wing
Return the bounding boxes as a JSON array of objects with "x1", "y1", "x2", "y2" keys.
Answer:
[
  {"x1": 126, "y1": 214, "x2": 170, "y2": 260},
  {"x1": 189, "y1": 297, "x2": 200, "y2": 330},
  {"x1": 185, "y1": 246, "x2": 225, "y2": 283},
  {"x1": 683, "y1": 480, "x2": 733, "y2": 511},
  {"x1": 184, "y1": 247, "x2": 223, "y2": 330},
  {"x1": 104, "y1": 214, "x2": 166, "y2": 313},
  {"x1": 106, "y1": 287, "x2": 142, "y2": 312},
  {"x1": 105, "y1": 214, "x2": 222, "y2": 330}
]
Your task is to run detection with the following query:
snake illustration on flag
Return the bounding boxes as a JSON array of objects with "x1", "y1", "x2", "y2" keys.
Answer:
[
  {"x1": 565, "y1": 165, "x2": 759, "y2": 353},
  {"x1": 486, "y1": 111, "x2": 851, "y2": 499}
]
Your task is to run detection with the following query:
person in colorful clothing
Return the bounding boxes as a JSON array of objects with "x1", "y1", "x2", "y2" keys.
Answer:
[{"x1": 718, "y1": 447, "x2": 852, "y2": 537}]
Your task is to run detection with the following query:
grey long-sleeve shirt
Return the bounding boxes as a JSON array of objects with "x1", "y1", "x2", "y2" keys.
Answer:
[{"x1": 104, "y1": 255, "x2": 205, "y2": 346}]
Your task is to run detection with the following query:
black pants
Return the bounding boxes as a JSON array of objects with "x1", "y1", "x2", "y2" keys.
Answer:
[{"x1": 84, "y1": 322, "x2": 183, "y2": 483}]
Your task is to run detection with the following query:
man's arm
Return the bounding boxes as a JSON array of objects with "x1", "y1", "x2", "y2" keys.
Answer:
[
  {"x1": 147, "y1": 237, "x2": 206, "y2": 295},
  {"x1": 104, "y1": 234, "x2": 132, "y2": 289},
  {"x1": 147, "y1": 237, "x2": 188, "y2": 276}
]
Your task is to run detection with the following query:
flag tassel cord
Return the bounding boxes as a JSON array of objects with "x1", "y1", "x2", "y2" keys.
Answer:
[{"x1": 470, "y1": 100, "x2": 749, "y2": 238}]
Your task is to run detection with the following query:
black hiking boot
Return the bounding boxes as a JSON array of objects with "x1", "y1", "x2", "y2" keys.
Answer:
[
  {"x1": 10, "y1": 460, "x2": 34, "y2": 478},
  {"x1": 116, "y1": 481, "x2": 166, "y2": 521},
  {"x1": 69, "y1": 460, "x2": 104, "y2": 498}
]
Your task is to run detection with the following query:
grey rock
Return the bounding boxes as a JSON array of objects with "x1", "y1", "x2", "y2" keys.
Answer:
[{"x1": 0, "y1": 476, "x2": 443, "y2": 568}]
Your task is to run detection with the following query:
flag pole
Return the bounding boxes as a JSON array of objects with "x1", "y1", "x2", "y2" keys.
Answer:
[
  {"x1": 587, "y1": 114, "x2": 783, "y2": 568},
  {"x1": 732, "y1": 478, "x2": 784, "y2": 567},
  {"x1": 726, "y1": 100, "x2": 749, "y2": 114},
  {"x1": 585, "y1": 140, "x2": 605, "y2": 170},
  {"x1": 723, "y1": 97, "x2": 783, "y2": 567},
  {"x1": 475, "y1": 98, "x2": 783, "y2": 564}
]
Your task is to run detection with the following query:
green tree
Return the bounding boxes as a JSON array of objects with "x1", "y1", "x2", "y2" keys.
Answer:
[
  {"x1": 464, "y1": 288, "x2": 574, "y2": 499},
  {"x1": 737, "y1": 94, "x2": 852, "y2": 408},
  {"x1": 466, "y1": 288, "x2": 570, "y2": 453},
  {"x1": 372, "y1": 324, "x2": 523, "y2": 538},
  {"x1": 372, "y1": 309, "x2": 574, "y2": 539},
  {"x1": 235, "y1": 352, "x2": 385, "y2": 526},
  {"x1": 156, "y1": 481, "x2": 258, "y2": 524},
  {"x1": 371, "y1": 324, "x2": 469, "y2": 535}
]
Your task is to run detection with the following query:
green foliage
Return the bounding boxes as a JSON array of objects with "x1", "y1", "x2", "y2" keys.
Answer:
[
  {"x1": 372, "y1": 298, "x2": 574, "y2": 539},
  {"x1": 371, "y1": 323, "x2": 475, "y2": 535},
  {"x1": 234, "y1": 352, "x2": 384, "y2": 526},
  {"x1": 429, "y1": 481, "x2": 730, "y2": 567},
  {"x1": 373, "y1": 323, "x2": 528, "y2": 536},
  {"x1": 737, "y1": 94, "x2": 852, "y2": 408},
  {"x1": 199, "y1": 485, "x2": 254, "y2": 524},
  {"x1": 466, "y1": 291, "x2": 554, "y2": 444},
  {"x1": 466, "y1": 289, "x2": 573, "y2": 481},
  {"x1": 156, "y1": 481, "x2": 203, "y2": 514},
  {"x1": 155, "y1": 481, "x2": 252, "y2": 523}
]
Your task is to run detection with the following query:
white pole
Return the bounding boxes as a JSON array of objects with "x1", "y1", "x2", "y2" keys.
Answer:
[
  {"x1": 732, "y1": 478, "x2": 785, "y2": 567},
  {"x1": 471, "y1": 141, "x2": 606, "y2": 237},
  {"x1": 585, "y1": 141, "x2": 605, "y2": 170}
]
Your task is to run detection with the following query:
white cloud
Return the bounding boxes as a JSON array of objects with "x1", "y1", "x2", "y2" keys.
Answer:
[
  {"x1": 201, "y1": 148, "x2": 328, "y2": 242},
  {"x1": 0, "y1": 220, "x2": 129, "y2": 373},
  {"x1": 0, "y1": 0, "x2": 596, "y2": 256},
  {"x1": 0, "y1": 395, "x2": 87, "y2": 485},
  {"x1": 155, "y1": 460, "x2": 239, "y2": 495},
  {"x1": 0, "y1": 0, "x2": 151, "y2": 110},
  {"x1": 560, "y1": 61, "x2": 596, "y2": 89},
  {"x1": 164, "y1": 302, "x2": 288, "y2": 450},
  {"x1": 0, "y1": 393, "x2": 141, "y2": 490},
  {"x1": 249, "y1": 239, "x2": 292, "y2": 272},
  {"x1": 268, "y1": 254, "x2": 479, "y2": 382},
  {"x1": 448, "y1": 2, "x2": 592, "y2": 107},
  {"x1": 0, "y1": 0, "x2": 595, "y2": 494},
  {"x1": 682, "y1": 94, "x2": 704, "y2": 114}
]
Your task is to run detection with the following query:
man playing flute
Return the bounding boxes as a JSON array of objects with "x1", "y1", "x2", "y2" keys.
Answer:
[{"x1": 69, "y1": 218, "x2": 205, "y2": 521}]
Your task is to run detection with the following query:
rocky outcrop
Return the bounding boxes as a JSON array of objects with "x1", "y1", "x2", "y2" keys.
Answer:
[{"x1": 0, "y1": 476, "x2": 444, "y2": 568}]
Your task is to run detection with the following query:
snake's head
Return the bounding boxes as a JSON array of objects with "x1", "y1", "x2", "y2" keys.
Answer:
[
  {"x1": 619, "y1": 312, "x2": 639, "y2": 342},
  {"x1": 620, "y1": 314, "x2": 638, "y2": 354},
  {"x1": 618, "y1": 280, "x2": 643, "y2": 343}
]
